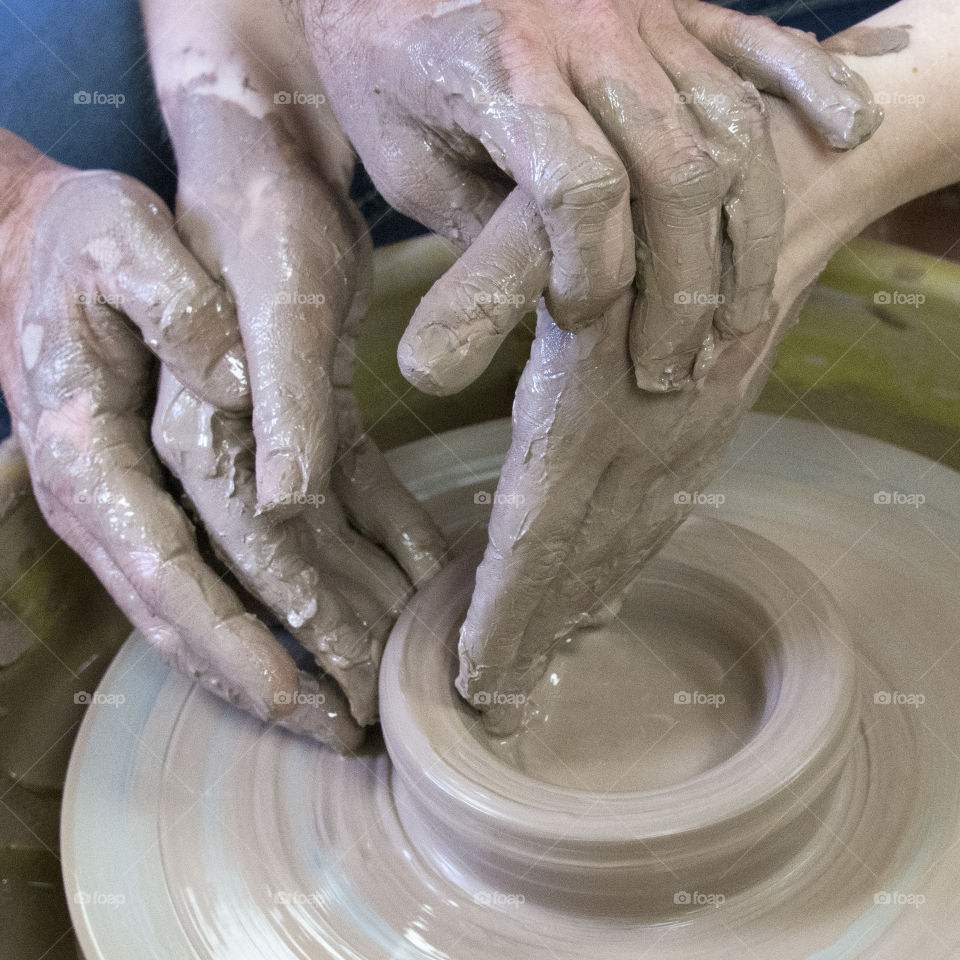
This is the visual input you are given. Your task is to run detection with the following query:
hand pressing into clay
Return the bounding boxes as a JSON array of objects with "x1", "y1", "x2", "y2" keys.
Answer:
[
  {"x1": 453, "y1": 18, "x2": 931, "y2": 732},
  {"x1": 152, "y1": 299, "x2": 448, "y2": 728},
  {"x1": 140, "y1": 0, "x2": 447, "y2": 727},
  {"x1": 305, "y1": 0, "x2": 881, "y2": 392},
  {"x1": 0, "y1": 134, "x2": 362, "y2": 750}
]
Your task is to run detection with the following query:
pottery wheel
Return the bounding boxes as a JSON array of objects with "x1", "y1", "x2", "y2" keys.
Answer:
[{"x1": 63, "y1": 414, "x2": 960, "y2": 959}]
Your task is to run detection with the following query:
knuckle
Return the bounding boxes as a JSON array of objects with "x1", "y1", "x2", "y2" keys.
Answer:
[
  {"x1": 725, "y1": 12, "x2": 779, "y2": 49},
  {"x1": 541, "y1": 152, "x2": 628, "y2": 215},
  {"x1": 647, "y1": 141, "x2": 725, "y2": 204}
]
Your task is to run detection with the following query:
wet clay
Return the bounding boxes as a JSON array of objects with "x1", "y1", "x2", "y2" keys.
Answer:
[
  {"x1": 384, "y1": 513, "x2": 861, "y2": 918},
  {"x1": 822, "y1": 25, "x2": 912, "y2": 57},
  {"x1": 63, "y1": 415, "x2": 960, "y2": 959},
  {"x1": 447, "y1": 5, "x2": 933, "y2": 731},
  {"x1": 474, "y1": 568, "x2": 766, "y2": 792}
]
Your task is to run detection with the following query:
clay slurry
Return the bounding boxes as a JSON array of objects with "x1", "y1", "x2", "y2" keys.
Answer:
[{"x1": 472, "y1": 571, "x2": 766, "y2": 793}]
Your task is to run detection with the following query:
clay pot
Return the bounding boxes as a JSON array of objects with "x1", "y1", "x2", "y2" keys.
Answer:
[{"x1": 380, "y1": 516, "x2": 860, "y2": 917}]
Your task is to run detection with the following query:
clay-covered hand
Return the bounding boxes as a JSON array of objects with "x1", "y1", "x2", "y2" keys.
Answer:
[
  {"x1": 452, "y1": 50, "x2": 902, "y2": 731},
  {"x1": 304, "y1": 0, "x2": 881, "y2": 392},
  {"x1": 0, "y1": 136, "x2": 361, "y2": 750},
  {"x1": 159, "y1": 84, "x2": 365, "y2": 518},
  {"x1": 455, "y1": 273, "x2": 811, "y2": 735},
  {"x1": 152, "y1": 303, "x2": 448, "y2": 728},
  {"x1": 143, "y1": 0, "x2": 447, "y2": 727}
]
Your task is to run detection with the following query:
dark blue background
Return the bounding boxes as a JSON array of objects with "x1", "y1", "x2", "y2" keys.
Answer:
[{"x1": 0, "y1": 0, "x2": 896, "y2": 440}]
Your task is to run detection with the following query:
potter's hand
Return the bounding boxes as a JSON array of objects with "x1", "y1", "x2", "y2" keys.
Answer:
[
  {"x1": 455, "y1": 271, "x2": 804, "y2": 735},
  {"x1": 453, "y1": 15, "x2": 916, "y2": 730},
  {"x1": 143, "y1": 0, "x2": 447, "y2": 727},
  {"x1": 0, "y1": 136, "x2": 361, "y2": 751},
  {"x1": 305, "y1": 0, "x2": 881, "y2": 392},
  {"x1": 159, "y1": 85, "x2": 364, "y2": 518},
  {"x1": 153, "y1": 304, "x2": 448, "y2": 728}
]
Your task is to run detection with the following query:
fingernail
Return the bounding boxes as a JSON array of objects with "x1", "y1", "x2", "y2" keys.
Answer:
[
  {"x1": 820, "y1": 72, "x2": 884, "y2": 149},
  {"x1": 204, "y1": 344, "x2": 251, "y2": 414},
  {"x1": 634, "y1": 352, "x2": 697, "y2": 393},
  {"x1": 337, "y1": 660, "x2": 381, "y2": 728},
  {"x1": 480, "y1": 695, "x2": 525, "y2": 737},
  {"x1": 257, "y1": 451, "x2": 305, "y2": 517},
  {"x1": 397, "y1": 323, "x2": 464, "y2": 395},
  {"x1": 210, "y1": 614, "x2": 299, "y2": 719},
  {"x1": 279, "y1": 673, "x2": 366, "y2": 752}
]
